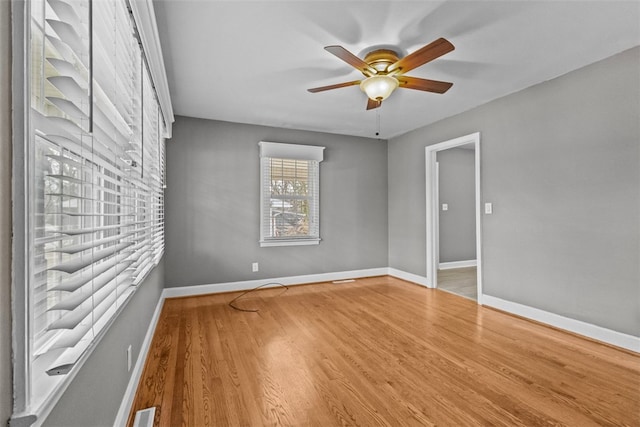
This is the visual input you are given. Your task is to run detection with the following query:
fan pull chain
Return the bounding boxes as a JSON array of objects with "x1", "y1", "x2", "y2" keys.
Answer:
[{"x1": 376, "y1": 110, "x2": 381, "y2": 137}]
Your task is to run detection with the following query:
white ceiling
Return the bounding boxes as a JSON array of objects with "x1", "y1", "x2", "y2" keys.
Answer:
[{"x1": 153, "y1": 1, "x2": 640, "y2": 140}]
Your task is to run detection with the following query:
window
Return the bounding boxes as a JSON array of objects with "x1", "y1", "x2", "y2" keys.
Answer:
[
  {"x1": 259, "y1": 142, "x2": 325, "y2": 247},
  {"x1": 14, "y1": 0, "x2": 167, "y2": 420}
]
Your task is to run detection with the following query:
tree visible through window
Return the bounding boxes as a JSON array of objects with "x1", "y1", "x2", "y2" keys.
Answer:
[
  {"x1": 269, "y1": 158, "x2": 311, "y2": 237},
  {"x1": 259, "y1": 142, "x2": 324, "y2": 246}
]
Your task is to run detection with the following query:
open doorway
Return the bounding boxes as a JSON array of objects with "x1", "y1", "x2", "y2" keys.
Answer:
[
  {"x1": 436, "y1": 144, "x2": 477, "y2": 300},
  {"x1": 425, "y1": 132, "x2": 482, "y2": 304}
]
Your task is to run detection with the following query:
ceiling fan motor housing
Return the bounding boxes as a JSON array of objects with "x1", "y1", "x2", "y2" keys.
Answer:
[{"x1": 363, "y1": 49, "x2": 401, "y2": 73}]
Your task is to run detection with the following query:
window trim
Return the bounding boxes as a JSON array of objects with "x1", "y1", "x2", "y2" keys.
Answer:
[
  {"x1": 258, "y1": 141, "x2": 325, "y2": 248},
  {"x1": 260, "y1": 238, "x2": 321, "y2": 248}
]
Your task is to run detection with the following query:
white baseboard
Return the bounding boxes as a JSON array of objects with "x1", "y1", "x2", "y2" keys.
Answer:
[
  {"x1": 482, "y1": 295, "x2": 640, "y2": 353},
  {"x1": 162, "y1": 268, "x2": 389, "y2": 299},
  {"x1": 387, "y1": 268, "x2": 431, "y2": 288},
  {"x1": 113, "y1": 295, "x2": 165, "y2": 427},
  {"x1": 438, "y1": 259, "x2": 477, "y2": 270},
  {"x1": 163, "y1": 267, "x2": 431, "y2": 299}
]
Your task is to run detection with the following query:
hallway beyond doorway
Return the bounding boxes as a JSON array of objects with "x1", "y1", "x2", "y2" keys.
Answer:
[{"x1": 438, "y1": 266, "x2": 477, "y2": 301}]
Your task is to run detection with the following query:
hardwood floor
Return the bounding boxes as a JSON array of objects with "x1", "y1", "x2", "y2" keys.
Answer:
[
  {"x1": 128, "y1": 276, "x2": 639, "y2": 426},
  {"x1": 437, "y1": 267, "x2": 477, "y2": 300}
]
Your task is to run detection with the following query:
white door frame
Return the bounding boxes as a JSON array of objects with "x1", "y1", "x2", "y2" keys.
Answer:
[
  {"x1": 434, "y1": 161, "x2": 440, "y2": 271},
  {"x1": 425, "y1": 132, "x2": 483, "y2": 304}
]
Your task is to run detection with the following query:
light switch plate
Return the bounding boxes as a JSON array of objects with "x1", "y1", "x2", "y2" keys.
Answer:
[
  {"x1": 484, "y1": 203, "x2": 493, "y2": 214},
  {"x1": 442, "y1": 203, "x2": 448, "y2": 211}
]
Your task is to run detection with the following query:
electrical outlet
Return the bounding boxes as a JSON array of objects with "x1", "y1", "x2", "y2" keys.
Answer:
[
  {"x1": 252, "y1": 262, "x2": 259, "y2": 272},
  {"x1": 127, "y1": 345, "x2": 132, "y2": 372}
]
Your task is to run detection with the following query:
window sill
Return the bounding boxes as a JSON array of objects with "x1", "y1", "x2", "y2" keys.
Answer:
[{"x1": 260, "y1": 238, "x2": 320, "y2": 247}]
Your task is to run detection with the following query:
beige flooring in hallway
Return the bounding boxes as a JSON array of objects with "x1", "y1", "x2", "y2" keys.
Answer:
[{"x1": 437, "y1": 266, "x2": 477, "y2": 300}]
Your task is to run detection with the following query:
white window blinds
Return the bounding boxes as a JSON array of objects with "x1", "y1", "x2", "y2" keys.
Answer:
[
  {"x1": 259, "y1": 142, "x2": 324, "y2": 247},
  {"x1": 25, "y1": 0, "x2": 165, "y2": 412}
]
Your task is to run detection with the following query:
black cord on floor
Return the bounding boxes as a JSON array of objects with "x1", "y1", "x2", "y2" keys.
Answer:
[{"x1": 228, "y1": 282, "x2": 288, "y2": 312}]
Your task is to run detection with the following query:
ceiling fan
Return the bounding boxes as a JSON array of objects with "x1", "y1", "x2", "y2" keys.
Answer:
[{"x1": 308, "y1": 38, "x2": 455, "y2": 110}]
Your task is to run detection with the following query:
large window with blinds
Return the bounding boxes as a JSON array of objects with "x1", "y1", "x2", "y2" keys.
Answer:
[
  {"x1": 21, "y1": 0, "x2": 166, "y2": 417},
  {"x1": 259, "y1": 142, "x2": 325, "y2": 247}
]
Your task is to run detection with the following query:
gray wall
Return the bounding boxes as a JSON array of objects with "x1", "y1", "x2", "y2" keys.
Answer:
[
  {"x1": 165, "y1": 117, "x2": 388, "y2": 287},
  {"x1": 389, "y1": 47, "x2": 640, "y2": 336},
  {"x1": 42, "y1": 261, "x2": 165, "y2": 427},
  {"x1": 437, "y1": 147, "x2": 476, "y2": 263},
  {"x1": 1, "y1": 0, "x2": 13, "y2": 425}
]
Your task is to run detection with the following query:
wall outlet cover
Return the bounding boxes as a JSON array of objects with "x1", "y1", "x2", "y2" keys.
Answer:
[{"x1": 127, "y1": 345, "x2": 132, "y2": 372}]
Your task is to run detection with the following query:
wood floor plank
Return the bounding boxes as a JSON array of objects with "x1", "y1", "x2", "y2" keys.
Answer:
[{"x1": 128, "y1": 276, "x2": 640, "y2": 426}]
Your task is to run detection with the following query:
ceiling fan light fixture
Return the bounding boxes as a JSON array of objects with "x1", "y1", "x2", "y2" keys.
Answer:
[
  {"x1": 360, "y1": 75, "x2": 399, "y2": 101},
  {"x1": 309, "y1": 38, "x2": 455, "y2": 110}
]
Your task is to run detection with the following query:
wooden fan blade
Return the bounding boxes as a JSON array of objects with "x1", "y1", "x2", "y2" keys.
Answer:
[
  {"x1": 325, "y1": 46, "x2": 376, "y2": 76},
  {"x1": 307, "y1": 80, "x2": 361, "y2": 93},
  {"x1": 366, "y1": 98, "x2": 382, "y2": 110},
  {"x1": 387, "y1": 38, "x2": 454, "y2": 74},
  {"x1": 397, "y1": 76, "x2": 453, "y2": 94}
]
